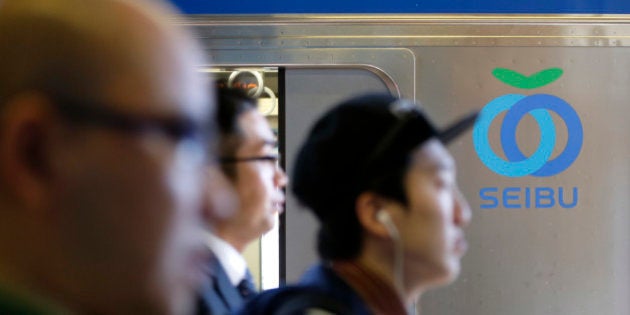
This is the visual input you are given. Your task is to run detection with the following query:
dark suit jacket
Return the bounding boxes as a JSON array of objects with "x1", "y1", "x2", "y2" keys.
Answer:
[
  {"x1": 196, "y1": 253, "x2": 248, "y2": 315},
  {"x1": 237, "y1": 263, "x2": 371, "y2": 315},
  {"x1": 0, "y1": 284, "x2": 69, "y2": 315}
]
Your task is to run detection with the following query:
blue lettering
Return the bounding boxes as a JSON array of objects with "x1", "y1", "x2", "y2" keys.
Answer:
[
  {"x1": 535, "y1": 187, "x2": 555, "y2": 208},
  {"x1": 480, "y1": 187, "x2": 498, "y2": 209},
  {"x1": 479, "y1": 186, "x2": 578, "y2": 209},
  {"x1": 503, "y1": 187, "x2": 521, "y2": 208},
  {"x1": 524, "y1": 187, "x2": 531, "y2": 208},
  {"x1": 558, "y1": 187, "x2": 578, "y2": 208}
]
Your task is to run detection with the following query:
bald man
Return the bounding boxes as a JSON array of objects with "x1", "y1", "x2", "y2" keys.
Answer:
[{"x1": 0, "y1": 0, "x2": 223, "y2": 314}]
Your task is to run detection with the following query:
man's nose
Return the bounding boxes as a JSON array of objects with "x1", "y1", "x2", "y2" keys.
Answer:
[
  {"x1": 274, "y1": 166, "x2": 288, "y2": 189},
  {"x1": 454, "y1": 188, "x2": 472, "y2": 227}
]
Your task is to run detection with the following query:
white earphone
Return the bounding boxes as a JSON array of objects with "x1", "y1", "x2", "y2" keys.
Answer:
[
  {"x1": 376, "y1": 210, "x2": 408, "y2": 311},
  {"x1": 376, "y1": 209, "x2": 390, "y2": 222},
  {"x1": 377, "y1": 210, "x2": 398, "y2": 238},
  {"x1": 376, "y1": 210, "x2": 418, "y2": 315}
]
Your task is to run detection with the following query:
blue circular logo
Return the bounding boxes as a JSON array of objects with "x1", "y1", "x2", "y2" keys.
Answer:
[{"x1": 473, "y1": 94, "x2": 583, "y2": 177}]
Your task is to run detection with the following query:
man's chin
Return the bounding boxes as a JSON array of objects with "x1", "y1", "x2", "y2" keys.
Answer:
[
  {"x1": 439, "y1": 260, "x2": 462, "y2": 285},
  {"x1": 425, "y1": 260, "x2": 461, "y2": 288}
]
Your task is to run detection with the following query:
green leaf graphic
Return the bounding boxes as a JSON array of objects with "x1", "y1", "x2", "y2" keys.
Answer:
[{"x1": 492, "y1": 67, "x2": 563, "y2": 89}]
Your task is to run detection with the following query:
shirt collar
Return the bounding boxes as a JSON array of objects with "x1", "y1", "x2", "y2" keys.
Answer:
[{"x1": 206, "y1": 232, "x2": 248, "y2": 286}]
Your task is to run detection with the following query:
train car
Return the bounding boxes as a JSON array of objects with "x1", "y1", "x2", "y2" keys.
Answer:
[{"x1": 172, "y1": 1, "x2": 630, "y2": 314}]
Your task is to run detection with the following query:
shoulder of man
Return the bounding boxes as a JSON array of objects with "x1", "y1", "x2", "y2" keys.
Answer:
[
  {"x1": 236, "y1": 285, "x2": 354, "y2": 315},
  {"x1": 0, "y1": 283, "x2": 70, "y2": 315}
]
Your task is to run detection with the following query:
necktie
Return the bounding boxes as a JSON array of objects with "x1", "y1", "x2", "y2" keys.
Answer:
[{"x1": 237, "y1": 270, "x2": 257, "y2": 300}]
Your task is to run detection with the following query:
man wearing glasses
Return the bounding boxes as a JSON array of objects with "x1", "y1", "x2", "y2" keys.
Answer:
[
  {"x1": 0, "y1": 0, "x2": 227, "y2": 314},
  {"x1": 240, "y1": 94, "x2": 477, "y2": 314},
  {"x1": 197, "y1": 87, "x2": 288, "y2": 315}
]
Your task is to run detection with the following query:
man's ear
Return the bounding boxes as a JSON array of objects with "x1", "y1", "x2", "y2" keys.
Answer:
[
  {"x1": 0, "y1": 93, "x2": 56, "y2": 211},
  {"x1": 355, "y1": 191, "x2": 390, "y2": 239}
]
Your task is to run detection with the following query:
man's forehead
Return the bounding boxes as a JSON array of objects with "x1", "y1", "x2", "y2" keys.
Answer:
[
  {"x1": 0, "y1": 0, "x2": 210, "y2": 117},
  {"x1": 239, "y1": 110, "x2": 274, "y2": 135},
  {"x1": 0, "y1": 0, "x2": 174, "y2": 40},
  {"x1": 91, "y1": 15, "x2": 210, "y2": 121},
  {"x1": 412, "y1": 139, "x2": 455, "y2": 171}
]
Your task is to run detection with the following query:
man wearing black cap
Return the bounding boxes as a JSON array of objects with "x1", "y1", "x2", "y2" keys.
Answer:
[{"x1": 240, "y1": 93, "x2": 478, "y2": 315}]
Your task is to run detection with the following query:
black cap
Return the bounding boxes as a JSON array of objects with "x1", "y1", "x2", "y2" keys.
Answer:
[{"x1": 292, "y1": 93, "x2": 478, "y2": 221}]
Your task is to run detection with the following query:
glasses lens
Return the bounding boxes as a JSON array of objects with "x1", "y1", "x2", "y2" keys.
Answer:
[
  {"x1": 50, "y1": 94, "x2": 210, "y2": 144},
  {"x1": 219, "y1": 154, "x2": 280, "y2": 164}
]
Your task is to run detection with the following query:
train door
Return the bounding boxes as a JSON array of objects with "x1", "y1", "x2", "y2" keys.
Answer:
[
  {"x1": 206, "y1": 58, "x2": 410, "y2": 288},
  {"x1": 284, "y1": 68, "x2": 395, "y2": 282}
]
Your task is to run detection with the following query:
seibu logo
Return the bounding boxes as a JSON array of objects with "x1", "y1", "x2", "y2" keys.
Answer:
[{"x1": 473, "y1": 68, "x2": 582, "y2": 209}]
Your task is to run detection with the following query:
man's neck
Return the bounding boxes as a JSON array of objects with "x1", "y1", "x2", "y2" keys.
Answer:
[
  {"x1": 331, "y1": 258, "x2": 410, "y2": 315},
  {"x1": 211, "y1": 227, "x2": 252, "y2": 253},
  {"x1": 357, "y1": 240, "x2": 426, "y2": 306}
]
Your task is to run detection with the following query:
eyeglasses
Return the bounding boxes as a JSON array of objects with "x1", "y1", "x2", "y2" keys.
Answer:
[
  {"x1": 219, "y1": 155, "x2": 280, "y2": 164},
  {"x1": 49, "y1": 93, "x2": 211, "y2": 145}
]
